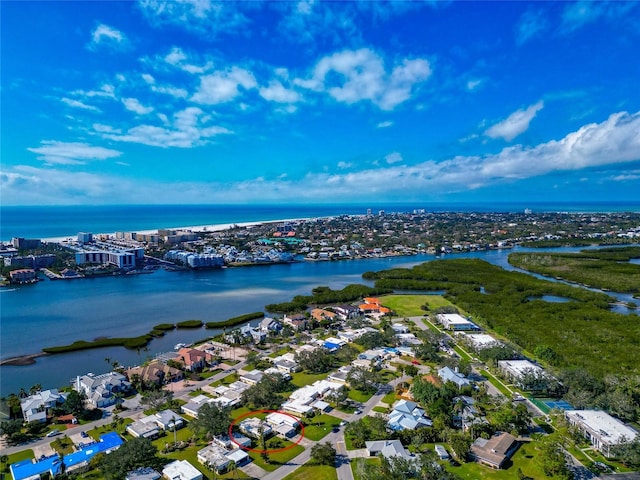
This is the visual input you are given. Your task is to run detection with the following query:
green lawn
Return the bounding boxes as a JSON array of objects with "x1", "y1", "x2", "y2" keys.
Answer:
[
  {"x1": 282, "y1": 464, "x2": 338, "y2": 480},
  {"x1": 381, "y1": 294, "x2": 463, "y2": 317},
  {"x1": 381, "y1": 391, "x2": 397, "y2": 405},
  {"x1": 351, "y1": 457, "x2": 380, "y2": 480},
  {"x1": 444, "y1": 443, "x2": 548, "y2": 479},
  {"x1": 347, "y1": 389, "x2": 374, "y2": 403},
  {"x1": 372, "y1": 406, "x2": 388, "y2": 414},
  {"x1": 480, "y1": 370, "x2": 512, "y2": 397},
  {"x1": 291, "y1": 371, "x2": 329, "y2": 389},
  {"x1": 248, "y1": 441, "x2": 305, "y2": 472},
  {"x1": 302, "y1": 414, "x2": 341, "y2": 441},
  {"x1": 87, "y1": 418, "x2": 132, "y2": 440},
  {"x1": 6, "y1": 449, "x2": 34, "y2": 466}
]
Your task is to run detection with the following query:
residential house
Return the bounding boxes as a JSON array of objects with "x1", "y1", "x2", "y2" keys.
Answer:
[
  {"x1": 330, "y1": 304, "x2": 360, "y2": 320},
  {"x1": 155, "y1": 410, "x2": 186, "y2": 430},
  {"x1": 127, "y1": 361, "x2": 184, "y2": 386},
  {"x1": 162, "y1": 460, "x2": 202, "y2": 480},
  {"x1": 239, "y1": 369, "x2": 264, "y2": 386},
  {"x1": 388, "y1": 400, "x2": 433, "y2": 431},
  {"x1": 182, "y1": 395, "x2": 216, "y2": 418},
  {"x1": 438, "y1": 366, "x2": 472, "y2": 389},
  {"x1": 259, "y1": 317, "x2": 282, "y2": 333},
  {"x1": 213, "y1": 434, "x2": 252, "y2": 450},
  {"x1": 20, "y1": 389, "x2": 67, "y2": 423},
  {"x1": 127, "y1": 419, "x2": 161, "y2": 439},
  {"x1": 310, "y1": 308, "x2": 337, "y2": 323},
  {"x1": 265, "y1": 412, "x2": 300, "y2": 438},
  {"x1": 365, "y1": 440, "x2": 414, "y2": 461},
  {"x1": 391, "y1": 323, "x2": 410, "y2": 334},
  {"x1": 239, "y1": 417, "x2": 272, "y2": 438},
  {"x1": 497, "y1": 360, "x2": 549, "y2": 391},
  {"x1": 470, "y1": 432, "x2": 519, "y2": 469},
  {"x1": 281, "y1": 380, "x2": 344, "y2": 416},
  {"x1": 176, "y1": 348, "x2": 207, "y2": 372},
  {"x1": 75, "y1": 372, "x2": 131, "y2": 408},
  {"x1": 197, "y1": 444, "x2": 249, "y2": 473},
  {"x1": 565, "y1": 410, "x2": 639, "y2": 458},
  {"x1": 283, "y1": 313, "x2": 307, "y2": 330}
]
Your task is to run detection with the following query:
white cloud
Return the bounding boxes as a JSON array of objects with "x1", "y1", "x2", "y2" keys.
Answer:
[
  {"x1": 376, "y1": 121, "x2": 393, "y2": 129},
  {"x1": 122, "y1": 97, "x2": 154, "y2": 115},
  {"x1": 151, "y1": 84, "x2": 189, "y2": 98},
  {"x1": 337, "y1": 161, "x2": 352, "y2": 169},
  {"x1": 466, "y1": 79, "x2": 483, "y2": 91},
  {"x1": 11, "y1": 111, "x2": 639, "y2": 205},
  {"x1": 142, "y1": 73, "x2": 155, "y2": 84},
  {"x1": 259, "y1": 80, "x2": 300, "y2": 104},
  {"x1": 27, "y1": 141, "x2": 122, "y2": 165},
  {"x1": 295, "y1": 48, "x2": 430, "y2": 110},
  {"x1": 90, "y1": 24, "x2": 127, "y2": 50},
  {"x1": 560, "y1": 1, "x2": 636, "y2": 33},
  {"x1": 191, "y1": 67, "x2": 257, "y2": 105},
  {"x1": 385, "y1": 152, "x2": 403, "y2": 164},
  {"x1": 516, "y1": 8, "x2": 548, "y2": 45},
  {"x1": 72, "y1": 84, "x2": 116, "y2": 99},
  {"x1": 485, "y1": 101, "x2": 544, "y2": 141},
  {"x1": 60, "y1": 97, "x2": 101, "y2": 112},
  {"x1": 138, "y1": 0, "x2": 250, "y2": 38},
  {"x1": 101, "y1": 107, "x2": 232, "y2": 148},
  {"x1": 92, "y1": 123, "x2": 122, "y2": 134},
  {"x1": 165, "y1": 47, "x2": 187, "y2": 65}
]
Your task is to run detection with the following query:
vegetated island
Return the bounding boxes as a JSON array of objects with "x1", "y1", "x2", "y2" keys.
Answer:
[
  {"x1": 38, "y1": 312, "x2": 264, "y2": 356},
  {"x1": 509, "y1": 246, "x2": 640, "y2": 298},
  {"x1": 363, "y1": 258, "x2": 640, "y2": 379}
]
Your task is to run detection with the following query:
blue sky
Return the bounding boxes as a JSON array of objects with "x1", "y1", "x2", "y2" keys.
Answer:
[{"x1": 1, "y1": 0, "x2": 639, "y2": 205}]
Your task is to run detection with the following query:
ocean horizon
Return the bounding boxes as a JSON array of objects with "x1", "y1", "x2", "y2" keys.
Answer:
[{"x1": 2, "y1": 201, "x2": 640, "y2": 241}]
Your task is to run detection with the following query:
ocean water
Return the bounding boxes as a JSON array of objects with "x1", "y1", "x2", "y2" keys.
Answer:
[{"x1": 2, "y1": 202, "x2": 639, "y2": 241}]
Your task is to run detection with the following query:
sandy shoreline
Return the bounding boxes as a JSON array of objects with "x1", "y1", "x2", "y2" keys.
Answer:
[
  {"x1": 40, "y1": 217, "x2": 313, "y2": 244},
  {"x1": 0, "y1": 352, "x2": 49, "y2": 366}
]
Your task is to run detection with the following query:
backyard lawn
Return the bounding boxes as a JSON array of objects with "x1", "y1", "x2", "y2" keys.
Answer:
[
  {"x1": 444, "y1": 443, "x2": 548, "y2": 479},
  {"x1": 290, "y1": 371, "x2": 329, "y2": 389},
  {"x1": 347, "y1": 389, "x2": 374, "y2": 403}
]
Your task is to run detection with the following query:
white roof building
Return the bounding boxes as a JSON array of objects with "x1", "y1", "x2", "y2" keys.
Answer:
[
  {"x1": 162, "y1": 460, "x2": 202, "y2": 480},
  {"x1": 497, "y1": 360, "x2": 544, "y2": 379},
  {"x1": 436, "y1": 313, "x2": 480, "y2": 331},
  {"x1": 565, "y1": 410, "x2": 638, "y2": 458},
  {"x1": 462, "y1": 333, "x2": 502, "y2": 350}
]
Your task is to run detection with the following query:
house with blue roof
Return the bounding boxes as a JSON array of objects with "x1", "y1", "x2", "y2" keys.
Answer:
[
  {"x1": 10, "y1": 432, "x2": 123, "y2": 479},
  {"x1": 438, "y1": 366, "x2": 471, "y2": 389},
  {"x1": 388, "y1": 400, "x2": 432, "y2": 431}
]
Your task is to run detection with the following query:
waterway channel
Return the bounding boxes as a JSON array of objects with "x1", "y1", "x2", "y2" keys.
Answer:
[{"x1": 0, "y1": 245, "x2": 637, "y2": 395}]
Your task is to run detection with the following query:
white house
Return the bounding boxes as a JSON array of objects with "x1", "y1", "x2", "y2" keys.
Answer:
[
  {"x1": 366, "y1": 440, "x2": 413, "y2": 461},
  {"x1": 162, "y1": 460, "x2": 202, "y2": 480},
  {"x1": 20, "y1": 389, "x2": 67, "y2": 423},
  {"x1": 436, "y1": 314, "x2": 480, "y2": 331},
  {"x1": 388, "y1": 400, "x2": 432, "y2": 431},
  {"x1": 565, "y1": 410, "x2": 639, "y2": 458},
  {"x1": 75, "y1": 372, "x2": 130, "y2": 408}
]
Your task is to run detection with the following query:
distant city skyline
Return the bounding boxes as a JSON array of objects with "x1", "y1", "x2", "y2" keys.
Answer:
[{"x1": 1, "y1": 1, "x2": 639, "y2": 205}]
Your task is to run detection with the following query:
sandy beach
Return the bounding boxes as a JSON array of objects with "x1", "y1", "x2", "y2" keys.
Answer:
[{"x1": 40, "y1": 217, "x2": 312, "y2": 244}]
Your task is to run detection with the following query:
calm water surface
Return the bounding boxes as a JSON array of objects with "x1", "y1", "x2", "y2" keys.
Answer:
[{"x1": 1, "y1": 245, "x2": 637, "y2": 395}]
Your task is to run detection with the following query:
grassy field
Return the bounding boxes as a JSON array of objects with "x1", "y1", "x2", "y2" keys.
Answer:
[
  {"x1": 282, "y1": 464, "x2": 338, "y2": 480},
  {"x1": 443, "y1": 442, "x2": 548, "y2": 479},
  {"x1": 381, "y1": 294, "x2": 460, "y2": 317},
  {"x1": 303, "y1": 414, "x2": 342, "y2": 441},
  {"x1": 347, "y1": 389, "x2": 374, "y2": 403},
  {"x1": 248, "y1": 441, "x2": 305, "y2": 472},
  {"x1": 291, "y1": 371, "x2": 329, "y2": 389}
]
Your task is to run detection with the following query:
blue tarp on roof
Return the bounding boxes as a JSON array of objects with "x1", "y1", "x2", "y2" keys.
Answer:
[
  {"x1": 64, "y1": 432, "x2": 123, "y2": 468},
  {"x1": 10, "y1": 455, "x2": 63, "y2": 480},
  {"x1": 324, "y1": 341, "x2": 340, "y2": 351}
]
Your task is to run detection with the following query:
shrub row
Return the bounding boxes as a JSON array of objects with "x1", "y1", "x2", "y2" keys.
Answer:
[{"x1": 205, "y1": 312, "x2": 264, "y2": 329}]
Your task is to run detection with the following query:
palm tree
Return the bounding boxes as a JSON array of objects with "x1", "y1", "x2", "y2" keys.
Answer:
[
  {"x1": 228, "y1": 460, "x2": 238, "y2": 478},
  {"x1": 29, "y1": 384, "x2": 42, "y2": 395}
]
